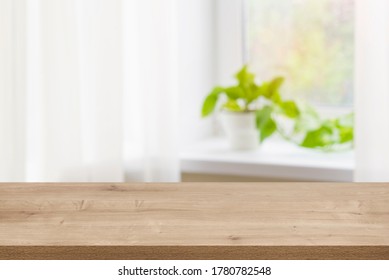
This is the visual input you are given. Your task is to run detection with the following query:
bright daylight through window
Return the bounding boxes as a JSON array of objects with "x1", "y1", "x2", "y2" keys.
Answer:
[{"x1": 247, "y1": 0, "x2": 354, "y2": 108}]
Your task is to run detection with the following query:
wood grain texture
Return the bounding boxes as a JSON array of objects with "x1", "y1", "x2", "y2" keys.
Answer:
[{"x1": 0, "y1": 183, "x2": 388, "y2": 259}]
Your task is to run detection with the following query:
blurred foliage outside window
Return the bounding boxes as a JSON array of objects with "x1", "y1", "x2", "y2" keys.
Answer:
[{"x1": 247, "y1": 0, "x2": 354, "y2": 108}]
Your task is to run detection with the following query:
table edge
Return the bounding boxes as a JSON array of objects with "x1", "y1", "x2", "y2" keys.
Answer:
[{"x1": 1, "y1": 246, "x2": 388, "y2": 260}]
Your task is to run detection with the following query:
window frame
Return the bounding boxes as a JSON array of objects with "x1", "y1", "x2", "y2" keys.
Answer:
[{"x1": 215, "y1": 0, "x2": 245, "y2": 85}]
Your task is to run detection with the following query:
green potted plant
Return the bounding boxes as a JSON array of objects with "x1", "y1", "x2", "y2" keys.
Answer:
[
  {"x1": 202, "y1": 66, "x2": 299, "y2": 150},
  {"x1": 201, "y1": 65, "x2": 354, "y2": 151}
]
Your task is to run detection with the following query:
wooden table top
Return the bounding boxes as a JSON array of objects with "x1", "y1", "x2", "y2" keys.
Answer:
[{"x1": 0, "y1": 183, "x2": 388, "y2": 259}]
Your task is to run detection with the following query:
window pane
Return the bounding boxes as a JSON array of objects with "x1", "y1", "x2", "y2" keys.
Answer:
[{"x1": 247, "y1": 0, "x2": 354, "y2": 107}]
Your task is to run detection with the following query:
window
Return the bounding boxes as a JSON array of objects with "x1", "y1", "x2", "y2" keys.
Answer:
[
  {"x1": 180, "y1": 1, "x2": 355, "y2": 182},
  {"x1": 246, "y1": 0, "x2": 354, "y2": 108}
]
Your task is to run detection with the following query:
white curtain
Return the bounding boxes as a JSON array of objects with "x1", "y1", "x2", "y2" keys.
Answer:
[
  {"x1": 0, "y1": 0, "x2": 180, "y2": 182},
  {"x1": 355, "y1": 0, "x2": 389, "y2": 182}
]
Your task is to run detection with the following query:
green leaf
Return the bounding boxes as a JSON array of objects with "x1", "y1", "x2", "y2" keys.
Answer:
[
  {"x1": 247, "y1": 83, "x2": 260, "y2": 103},
  {"x1": 269, "y1": 77, "x2": 285, "y2": 94},
  {"x1": 300, "y1": 113, "x2": 354, "y2": 149},
  {"x1": 301, "y1": 123, "x2": 335, "y2": 148},
  {"x1": 251, "y1": 83, "x2": 263, "y2": 100},
  {"x1": 201, "y1": 87, "x2": 223, "y2": 118},
  {"x1": 235, "y1": 65, "x2": 255, "y2": 88},
  {"x1": 224, "y1": 86, "x2": 245, "y2": 100},
  {"x1": 256, "y1": 106, "x2": 277, "y2": 143},
  {"x1": 338, "y1": 126, "x2": 354, "y2": 144},
  {"x1": 336, "y1": 113, "x2": 354, "y2": 144},
  {"x1": 223, "y1": 99, "x2": 242, "y2": 112},
  {"x1": 257, "y1": 82, "x2": 269, "y2": 98},
  {"x1": 281, "y1": 101, "x2": 300, "y2": 118},
  {"x1": 261, "y1": 77, "x2": 285, "y2": 102}
]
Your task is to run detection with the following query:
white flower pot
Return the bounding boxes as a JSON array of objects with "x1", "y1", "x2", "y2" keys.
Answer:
[{"x1": 220, "y1": 111, "x2": 259, "y2": 151}]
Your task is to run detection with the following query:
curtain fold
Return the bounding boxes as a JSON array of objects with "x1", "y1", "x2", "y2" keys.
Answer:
[
  {"x1": 355, "y1": 0, "x2": 389, "y2": 182},
  {"x1": 0, "y1": 0, "x2": 27, "y2": 181},
  {"x1": 0, "y1": 0, "x2": 180, "y2": 182}
]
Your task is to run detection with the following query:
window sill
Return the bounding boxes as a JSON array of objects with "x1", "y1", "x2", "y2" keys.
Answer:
[{"x1": 180, "y1": 138, "x2": 354, "y2": 182}]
